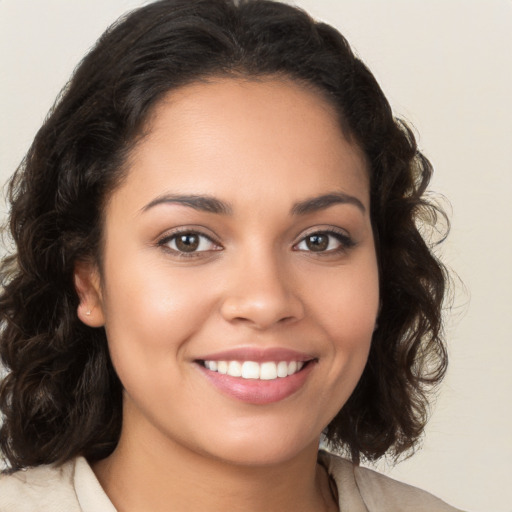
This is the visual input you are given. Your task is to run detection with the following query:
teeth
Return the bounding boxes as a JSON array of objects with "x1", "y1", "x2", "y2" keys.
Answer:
[
  {"x1": 241, "y1": 361, "x2": 260, "y2": 379},
  {"x1": 203, "y1": 360, "x2": 306, "y2": 380},
  {"x1": 260, "y1": 362, "x2": 277, "y2": 380},
  {"x1": 228, "y1": 361, "x2": 242, "y2": 377},
  {"x1": 277, "y1": 361, "x2": 288, "y2": 377}
]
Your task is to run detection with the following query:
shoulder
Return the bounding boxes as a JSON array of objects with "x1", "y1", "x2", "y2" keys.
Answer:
[
  {"x1": 0, "y1": 458, "x2": 81, "y2": 512},
  {"x1": 352, "y1": 463, "x2": 465, "y2": 512},
  {"x1": 319, "y1": 451, "x2": 465, "y2": 512}
]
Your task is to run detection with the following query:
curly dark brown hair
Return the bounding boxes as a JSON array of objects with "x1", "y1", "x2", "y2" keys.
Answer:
[{"x1": 0, "y1": 0, "x2": 449, "y2": 471}]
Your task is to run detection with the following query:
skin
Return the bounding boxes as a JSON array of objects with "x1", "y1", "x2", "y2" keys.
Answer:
[{"x1": 75, "y1": 77, "x2": 379, "y2": 512}]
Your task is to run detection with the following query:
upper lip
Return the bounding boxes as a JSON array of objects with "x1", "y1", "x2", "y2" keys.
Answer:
[{"x1": 195, "y1": 347, "x2": 315, "y2": 363}]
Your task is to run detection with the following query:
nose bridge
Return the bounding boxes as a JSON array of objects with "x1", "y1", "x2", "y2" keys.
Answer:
[{"x1": 220, "y1": 242, "x2": 304, "y2": 329}]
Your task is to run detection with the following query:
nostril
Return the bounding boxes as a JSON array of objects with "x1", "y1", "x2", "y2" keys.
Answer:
[{"x1": 277, "y1": 315, "x2": 296, "y2": 324}]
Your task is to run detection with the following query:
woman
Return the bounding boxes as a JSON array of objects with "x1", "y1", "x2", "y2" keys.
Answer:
[{"x1": 0, "y1": 0, "x2": 462, "y2": 510}]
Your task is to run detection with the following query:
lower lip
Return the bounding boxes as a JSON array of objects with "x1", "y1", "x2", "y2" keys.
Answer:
[{"x1": 197, "y1": 362, "x2": 315, "y2": 405}]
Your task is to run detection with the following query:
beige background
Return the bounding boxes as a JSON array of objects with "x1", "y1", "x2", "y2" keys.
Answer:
[{"x1": 1, "y1": 1, "x2": 511, "y2": 511}]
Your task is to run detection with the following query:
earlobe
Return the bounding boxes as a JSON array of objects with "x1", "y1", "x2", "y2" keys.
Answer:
[{"x1": 74, "y1": 260, "x2": 105, "y2": 327}]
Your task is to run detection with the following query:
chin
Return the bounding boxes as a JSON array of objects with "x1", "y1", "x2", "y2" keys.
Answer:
[{"x1": 193, "y1": 423, "x2": 321, "y2": 468}]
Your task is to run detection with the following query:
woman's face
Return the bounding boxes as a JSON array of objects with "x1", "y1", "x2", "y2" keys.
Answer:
[{"x1": 78, "y1": 78, "x2": 379, "y2": 466}]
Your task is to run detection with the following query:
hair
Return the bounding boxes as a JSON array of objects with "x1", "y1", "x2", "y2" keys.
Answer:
[{"x1": 0, "y1": 0, "x2": 449, "y2": 471}]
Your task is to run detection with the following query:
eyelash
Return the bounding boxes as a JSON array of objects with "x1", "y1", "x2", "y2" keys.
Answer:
[
  {"x1": 157, "y1": 227, "x2": 355, "y2": 259},
  {"x1": 157, "y1": 228, "x2": 222, "y2": 259},
  {"x1": 293, "y1": 228, "x2": 356, "y2": 255}
]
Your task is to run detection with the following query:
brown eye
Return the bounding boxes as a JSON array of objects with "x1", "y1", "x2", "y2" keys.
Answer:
[
  {"x1": 295, "y1": 230, "x2": 354, "y2": 254},
  {"x1": 305, "y1": 234, "x2": 329, "y2": 252},
  {"x1": 175, "y1": 233, "x2": 200, "y2": 252},
  {"x1": 160, "y1": 231, "x2": 220, "y2": 255}
]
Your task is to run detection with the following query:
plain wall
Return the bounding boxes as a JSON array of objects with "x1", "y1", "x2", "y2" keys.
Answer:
[{"x1": 1, "y1": 1, "x2": 511, "y2": 511}]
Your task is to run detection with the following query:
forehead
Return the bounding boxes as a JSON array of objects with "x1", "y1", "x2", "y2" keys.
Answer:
[{"x1": 114, "y1": 77, "x2": 369, "y2": 212}]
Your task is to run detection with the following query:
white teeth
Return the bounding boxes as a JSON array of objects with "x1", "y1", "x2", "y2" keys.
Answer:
[
  {"x1": 217, "y1": 361, "x2": 228, "y2": 374},
  {"x1": 277, "y1": 361, "x2": 288, "y2": 377},
  {"x1": 203, "y1": 360, "x2": 306, "y2": 380},
  {"x1": 228, "y1": 361, "x2": 242, "y2": 377},
  {"x1": 260, "y1": 362, "x2": 277, "y2": 380},
  {"x1": 241, "y1": 361, "x2": 260, "y2": 379},
  {"x1": 288, "y1": 361, "x2": 297, "y2": 374}
]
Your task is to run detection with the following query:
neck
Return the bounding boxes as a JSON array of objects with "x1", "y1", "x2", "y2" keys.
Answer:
[{"x1": 92, "y1": 408, "x2": 337, "y2": 512}]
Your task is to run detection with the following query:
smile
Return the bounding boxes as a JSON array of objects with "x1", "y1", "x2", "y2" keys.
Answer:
[
  {"x1": 197, "y1": 356, "x2": 316, "y2": 404},
  {"x1": 202, "y1": 360, "x2": 305, "y2": 380}
]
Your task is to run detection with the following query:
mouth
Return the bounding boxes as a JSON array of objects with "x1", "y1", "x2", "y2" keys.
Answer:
[
  {"x1": 197, "y1": 359, "x2": 312, "y2": 380},
  {"x1": 195, "y1": 355, "x2": 317, "y2": 405}
]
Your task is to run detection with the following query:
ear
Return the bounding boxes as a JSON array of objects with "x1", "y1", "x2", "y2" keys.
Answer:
[{"x1": 74, "y1": 260, "x2": 105, "y2": 327}]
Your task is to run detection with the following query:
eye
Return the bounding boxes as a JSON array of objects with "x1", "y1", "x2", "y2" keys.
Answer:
[
  {"x1": 294, "y1": 230, "x2": 354, "y2": 253},
  {"x1": 159, "y1": 230, "x2": 221, "y2": 255}
]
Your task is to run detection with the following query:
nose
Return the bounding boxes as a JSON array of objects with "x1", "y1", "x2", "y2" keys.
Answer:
[{"x1": 220, "y1": 250, "x2": 305, "y2": 330}]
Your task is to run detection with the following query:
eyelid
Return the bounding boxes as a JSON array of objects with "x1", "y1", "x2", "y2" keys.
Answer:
[
  {"x1": 157, "y1": 227, "x2": 223, "y2": 257},
  {"x1": 293, "y1": 226, "x2": 356, "y2": 252}
]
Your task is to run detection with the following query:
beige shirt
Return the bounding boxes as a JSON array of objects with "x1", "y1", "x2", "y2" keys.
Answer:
[{"x1": 0, "y1": 452, "x2": 464, "y2": 511}]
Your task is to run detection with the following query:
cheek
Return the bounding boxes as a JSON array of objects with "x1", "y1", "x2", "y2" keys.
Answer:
[
  {"x1": 304, "y1": 253, "x2": 379, "y2": 388},
  {"x1": 100, "y1": 254, "x2": 215, "y2": 371},
  {"x1": 307, "y1": 256, "x2": 379, "y2": 336},
  {"x1": 100, "y1": 264, "x2": 213, "y2": 419}
]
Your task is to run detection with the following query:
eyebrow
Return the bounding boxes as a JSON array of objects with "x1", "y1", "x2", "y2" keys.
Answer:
[
  {"x1": 291, "y1": 192, "x2": 366, "y2": 215},
  {"x1": 142, "y1": 194, "x2": 233, "y2": 215},
  {"x1": 141, "y1": 191, "x2": 365, "y2": 216}
]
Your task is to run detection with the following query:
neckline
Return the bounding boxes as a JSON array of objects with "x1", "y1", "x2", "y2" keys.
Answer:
[{"x1": 73, "y1": 457, "x2": 117, "y2": 512}]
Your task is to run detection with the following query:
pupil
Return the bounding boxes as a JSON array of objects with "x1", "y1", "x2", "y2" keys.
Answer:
[
  {"x1": 306, "y1": 234, "x2": 328, "y2": 251},
  {"x1": 176, "y1": 234, "x2": 199, "y2": 252}
]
